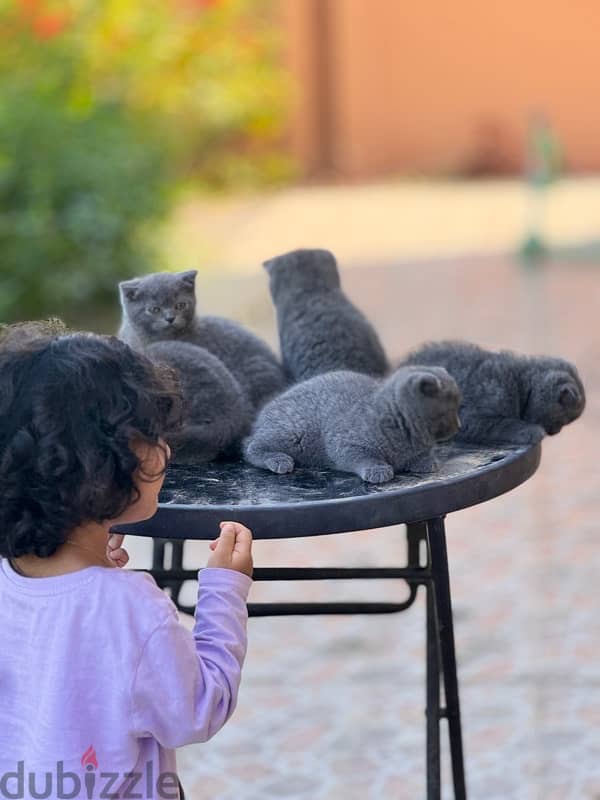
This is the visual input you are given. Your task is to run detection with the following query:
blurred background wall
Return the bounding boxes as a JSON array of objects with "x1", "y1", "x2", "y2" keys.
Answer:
[{"x1": 282, "y1": 0, "x2": 600, "y2": 178}]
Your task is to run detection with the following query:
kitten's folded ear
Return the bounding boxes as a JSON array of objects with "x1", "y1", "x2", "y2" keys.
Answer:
[
  {"x1": 559, "y1": 384, "x2": 581, "y2": 409},
  {"x1": 178, "y1": 270, "x2": 198, "y2": 287},
  {"x1": 263, "y1": 250, "x2": 302, "y2": 272},
  {"x1": 119, "y1": 279, "x2": 140, "y2": 301},
  {"x1": 417, "y1": 375, "x2": 442, "y2": 397}
]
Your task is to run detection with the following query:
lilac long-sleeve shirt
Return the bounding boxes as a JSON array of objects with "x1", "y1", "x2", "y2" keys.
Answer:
[{"x1": 0, "y1": 559, "x2": 252, "y2": 800}]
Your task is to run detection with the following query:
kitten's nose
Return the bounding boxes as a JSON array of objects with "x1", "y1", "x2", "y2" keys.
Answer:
[{"x1": 165, "y1": 314, "x2": 175, "y2": 324}]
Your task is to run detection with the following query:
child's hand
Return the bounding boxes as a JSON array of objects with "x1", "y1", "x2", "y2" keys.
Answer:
[
  {"x1": 207, "y1": 521, "x2": 253, "y2": 578},
  {"x1": 106, "y1": 533, "x2": 129, "y2": 569}
]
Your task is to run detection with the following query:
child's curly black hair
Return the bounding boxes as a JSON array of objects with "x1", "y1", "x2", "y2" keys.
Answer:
[{"x1": 0, "y1": 325, "x2": 183, "y2": 558}]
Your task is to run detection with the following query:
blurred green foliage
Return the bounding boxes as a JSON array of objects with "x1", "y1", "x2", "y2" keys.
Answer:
[
  {"x1": 0, "y1": 0, "x2": 290, "y2": 322},
  {"x1": 0, "y1": 88, "x2": 168, "y2": 322}
]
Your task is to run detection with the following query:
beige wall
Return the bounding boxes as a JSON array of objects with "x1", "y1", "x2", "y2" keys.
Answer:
[{"x1": 282, "y1": 0, "x2": 600, "y2": 178}]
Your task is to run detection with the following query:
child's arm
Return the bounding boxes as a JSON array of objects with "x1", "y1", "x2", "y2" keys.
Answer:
[{"x1": 130, "y1": 523, "x2": 253, "y2": 748}]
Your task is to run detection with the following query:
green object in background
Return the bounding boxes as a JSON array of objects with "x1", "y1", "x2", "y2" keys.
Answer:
[
  {"x1": 519, "y1": 233, "x2": 547, "y2": 263},
  {"x1": 0, "y1": 89, "x2": 170, "y2": 324},
  {"x1": 526, "y1": 113, "x2": 562, "y2": 189},
  {"x1": 519, "y1": 112, "x2": 563, "y2": 262}
]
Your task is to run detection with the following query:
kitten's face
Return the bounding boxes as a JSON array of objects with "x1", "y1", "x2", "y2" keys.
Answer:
[
  {"x1": 119, "y1": 271, "x2": 197, "y2": 339},
  {"x1": 523, "y1": 360, "x2": 585, "y2": 435},
  {"x1": 263, "y1": 248, "x2": 341, "y2": 297},
  {"x1": 388, "y1": 366, "x2": 462, "y2": 442}
]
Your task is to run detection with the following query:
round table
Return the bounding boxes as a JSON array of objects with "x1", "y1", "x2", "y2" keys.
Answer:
[{"x1": 114, "y1": 441, "x2": 541, "y2": 800}]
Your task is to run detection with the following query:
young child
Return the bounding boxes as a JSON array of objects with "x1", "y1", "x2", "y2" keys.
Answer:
[{"x1": 0, "y1": 327, "x2": 254, "y2": 800}]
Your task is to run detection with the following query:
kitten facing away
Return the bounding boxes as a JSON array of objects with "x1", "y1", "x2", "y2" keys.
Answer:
[
  {"x1": 146, "y1": 341, "x2": 252, "y2": 463},
  {"x1": 118, "y1": 270, "x2": 288, "y2": 409},
  {"x1": 243, "y1": 366, "x2": 461, "y2": 483},
  {"x1": 400, "y1": 340, "x2": 585, "y2": 446},
  {"x1": 263, "y1": 248, "x2": 389, "y2": 381}
]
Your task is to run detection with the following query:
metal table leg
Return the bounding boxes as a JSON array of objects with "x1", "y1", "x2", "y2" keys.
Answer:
[
  {"x1": 407, "y1": 522, "x2": 443, "y2": 800},
  {"x1": 426, "y1": 572, "x2": 442, "y2": 799},
  {"x1": 427, "y1": 516, "x2": 467, "y2": 800}
]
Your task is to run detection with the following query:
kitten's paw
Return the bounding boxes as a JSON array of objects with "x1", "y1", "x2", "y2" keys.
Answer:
[
  {"x1": 265, "y1": 453, "x2": 295, "y2": 474},
  {"x1": 360, "y1": 464, "x2": 395, "y2": 484}
]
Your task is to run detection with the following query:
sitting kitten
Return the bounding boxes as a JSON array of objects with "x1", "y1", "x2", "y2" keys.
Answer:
[
  {"x1": 146, "y1": 341, "x2": 252, "y2": 463},
  {"x1": 263, "y1": 248, "x2": 389, "y2": 381},
  {"x1": 243, "y1": 366, "x2": 461, "y2": 483},
  {"x1": 118, "y1": 270, "x2": 287, "y2": 408},
  {"x1": 401, "y1": 340, "x2": 585, "y2": 445}
]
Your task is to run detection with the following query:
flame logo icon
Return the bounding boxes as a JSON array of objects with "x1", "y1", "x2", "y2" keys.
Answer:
[{"x1": 81, "y1": 745, "x2": 98, "y2": 770}]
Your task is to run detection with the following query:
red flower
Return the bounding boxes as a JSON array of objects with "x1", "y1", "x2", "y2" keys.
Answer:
[{"x1": 31, "y1": 12, "x2": 68, "y2": 39}]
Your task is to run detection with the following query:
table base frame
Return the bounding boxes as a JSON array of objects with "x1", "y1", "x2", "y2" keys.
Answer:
[{"x1": 145, "y1": 516, "x2": 467, "y2": 800}]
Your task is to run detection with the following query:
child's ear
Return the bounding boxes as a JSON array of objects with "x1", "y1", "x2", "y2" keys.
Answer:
[
  {"x1": 178, "y1": 270, "x2": 197, "y2": 288},
  {"x1": 119, "y1": 279, "x2": 140, "y2": 302}
]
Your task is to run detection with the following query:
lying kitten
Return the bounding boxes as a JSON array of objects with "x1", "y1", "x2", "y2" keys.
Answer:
[
  {"x1": 146, "y1": 341, "x2": 252, "y2": 463},
  {"x1": 243, "y1": 366, "x2": 461, "y2": 483},
  {"x1": 401, "y1": 340, "x2": 585, "y2": 445},
  {"x1": 263, "y1": 248, "x2": 389, "y2": 381},
  {"x1": 118, "y1": 270, "x2": 287, "y2": 408}
]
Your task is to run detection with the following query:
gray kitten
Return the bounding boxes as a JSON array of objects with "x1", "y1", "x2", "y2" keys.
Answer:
[
  {"x1": 118, "y1": 270, "x2": 287, "y2": 408},
  {"x1": 243, "y1": 366, "x2": 461, "y2": 483},
  {"x1": 401, "y1": 340, "x2": 585, "y2": 445},
  {"x1": 263, "y1": 248, "x2": 389, "y2": 381},
  {"x1": 146, "y1": 341, "x2": 252, "y2": 463}
]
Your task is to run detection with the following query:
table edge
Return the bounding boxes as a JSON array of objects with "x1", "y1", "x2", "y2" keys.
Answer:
[{"x1": 113, "y1": 443, "x2": 542, "y2": 540}]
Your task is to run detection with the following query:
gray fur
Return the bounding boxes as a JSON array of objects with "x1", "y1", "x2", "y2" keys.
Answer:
[
  {"x1": 263, "y1": 248, "x2": 389, "y2": 381},
  {"x1": 243, "y1": 366, "x2": 461, "y2": 483},
  {"x1": 118, "y1": 270, "x2": 288, "y2": 408},
  {"x1": 400, "y1": 341, "x2": 585, "y2": 445},
  {"x1": 146, "y1": 341, "x2": 253, "y2": 463}
]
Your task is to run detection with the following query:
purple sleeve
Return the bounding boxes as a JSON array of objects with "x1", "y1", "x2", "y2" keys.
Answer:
[{"x1": 130, "y1": 567, "x2": 252, "y2": 748}]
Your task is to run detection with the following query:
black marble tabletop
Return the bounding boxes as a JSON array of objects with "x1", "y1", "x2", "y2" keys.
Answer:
[{"x1": 114, "y1": 442, "x2": 541, "y2": 540}]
